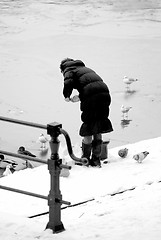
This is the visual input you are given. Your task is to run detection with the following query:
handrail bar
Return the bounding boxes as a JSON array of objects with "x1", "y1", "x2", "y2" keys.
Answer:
[
  {"x1": 0, "y1": 116, "x2": 88, "y2": 165},
  {"x1": 0, "y1": 116, "x2": 46, "y2": 129},
  {"x1": 0, "y1": 184, "x2": 47, "y2": 200},
  {"x1": 0, "y1": 184, "x2": 71, "y2": 205},
  {"x1": 60, "y1": 129, "x2": 88, "y2": 164},
  {"x1": 0, "y1": 150, "x2": 47, "y2": 164}
]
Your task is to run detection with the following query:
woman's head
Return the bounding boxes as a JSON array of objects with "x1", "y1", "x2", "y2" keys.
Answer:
[{"x1": 60, "y1": 58, "x2": 74, "y2": 72}]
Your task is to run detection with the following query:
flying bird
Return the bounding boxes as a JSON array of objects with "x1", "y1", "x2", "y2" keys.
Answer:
[
  {"x1": 133, "y1": 151, "x2": 149, "y2": 163},
  {"x1": 17, "y1": 146, "x2": 36, "y2": 157},
  {"x1": 118, "y1": 148, "x2": 128, "y2": 158},
  {"x1": 38, "y1": 133, "x2": 48, "y2": 148},
  {"x1": 121, "y1": 105, "x2": 132, "y2": 119},
  {"x1": 123, "y1": 76, "x2": 138, "y2": 91}
]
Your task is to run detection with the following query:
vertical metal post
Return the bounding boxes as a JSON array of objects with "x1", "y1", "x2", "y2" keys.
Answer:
[{"x1": 46, "y1": 122, "x2": 65, "y2": 233}]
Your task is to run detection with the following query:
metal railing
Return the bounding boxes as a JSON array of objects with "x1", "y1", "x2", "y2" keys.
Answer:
[{"x1": 0, "y1": 116, "x2": 88, "y2": 233}]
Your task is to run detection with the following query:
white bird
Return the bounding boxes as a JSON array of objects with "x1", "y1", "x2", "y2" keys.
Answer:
[
  {"x1": 121, "y1": 105, "x2": 132, "y2": 119},
  {"x1": 123, "y1": 76, "x2": 138, "y2": 91},
  {"x1": 2, "y1": 164, "x2": 13, "y2": 177},
  {"x1": 133, "y1": 151, "x2": 149, "y2": 163},
  {"x1": 38, "y1": 133, "x2": 48, "y2": 148}
]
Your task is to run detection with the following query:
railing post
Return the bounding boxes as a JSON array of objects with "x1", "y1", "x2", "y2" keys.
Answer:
[
  {"x1": 46, "y1": 122, "x2": 65, "y2": 233},
  {"x1": 0, "y1": 116, "x2": 87, "y2": 233}
]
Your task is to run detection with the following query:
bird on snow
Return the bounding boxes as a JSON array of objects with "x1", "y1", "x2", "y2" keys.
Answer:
[
  {"x1": 17, "y1": 146, "x2": 36, "y2": 157},
  {"x1": 118, "y1": 148, "x2": 128, "y2": 158},
  {"x1": 38, "y1": 133, "x2": 48, "y2": 148},
  {"x1": 2, "y1": 164, "x2": 13, "y2": 177},
  {"x1": 0, "y1": 154, "x2": 18, "y2": 169},
  {"x1": 133, "y1": 151, "x2": 149, "y2": 163},
  {"x1": 123, "y1": 76, "x2": 138, "y2": 91},
  {"x1": 121, "y1": 105, "x2": 132, "y2": 119}
]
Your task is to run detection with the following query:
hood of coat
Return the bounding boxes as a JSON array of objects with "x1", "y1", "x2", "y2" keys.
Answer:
[{"x1": 60, "y1": 59, "x2": 85, "y2": 73}]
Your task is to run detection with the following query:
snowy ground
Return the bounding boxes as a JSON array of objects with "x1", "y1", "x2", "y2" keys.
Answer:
[{"x1": 0, "y1": 136, "x2": 161, "y2": 239}]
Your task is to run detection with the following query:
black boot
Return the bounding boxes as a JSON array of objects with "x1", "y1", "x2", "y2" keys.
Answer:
[
  {"x1": 91, "y1": 140, "x2": 103, "y2": 167},
  {"x1": 82, "y1": 142, "x2": 92, "y2": 159},
  {"x1": 76, "y1": 142, "x2": 92, "y2": 166}
]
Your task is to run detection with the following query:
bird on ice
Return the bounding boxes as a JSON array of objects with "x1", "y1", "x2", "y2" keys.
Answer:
[
  {"x1": 133, "y1": 151, "x2": 149, "y2": 163},
  {"x1": 38, "y1": 133, "x2": 48, "y2": 148},
  {"x1": 121, "y1": 105, "x2": 132, "y2": 119},
  {"x1": 17, "y1": 146, "x2": 36, "y2": 157},
  {"x1": 123, "y1": 76, "x2": 138, "y2": 91}
]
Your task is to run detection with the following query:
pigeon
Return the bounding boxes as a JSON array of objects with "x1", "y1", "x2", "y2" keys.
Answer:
[
  {"x1": 17, "y1": 146, "x2": 36, "y2": 157},
  {"x1": 121, "y1": 105, "x2": 132, "y2": 119},
  {"x1": 118, "y1": 148, "x2": 128, "y2": 158},
  {"x1": 133, "y1": 151, "x2": 149, "y2": 163},
  {"x1": 38, "y1": 133, "x2": 48, "y2": 148},
  {"x1": 123, "y1": 76, "x2": 138, "y2": 91},
  {"x1": 0, "y1": 154, "x2": 18, "y2": 169}
]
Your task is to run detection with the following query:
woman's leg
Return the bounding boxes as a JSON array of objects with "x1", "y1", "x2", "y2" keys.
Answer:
[
  {"x1": 93, "y1": 133, "x2": 102, "y2": 141},
  {"x1": 83, "y1": 136, "x2": 92, "y2": 144},
  {"x1": 91, "y1": 133, "x2": 103, "y2": 167},
  {"x1": 81, "y1": 136, "x2": 93, "y2": 163}
]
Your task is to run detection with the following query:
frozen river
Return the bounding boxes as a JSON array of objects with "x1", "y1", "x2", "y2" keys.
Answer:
[{"x1": 0, "y1": 0, "x2": 161, "y2": 166}]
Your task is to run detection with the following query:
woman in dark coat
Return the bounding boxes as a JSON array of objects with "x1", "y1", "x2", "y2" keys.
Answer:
[{"x1": 60, "y1": 58, "x2": 113, "y2": 167}]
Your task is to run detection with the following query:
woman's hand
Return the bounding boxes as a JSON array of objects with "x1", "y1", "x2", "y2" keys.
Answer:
[
  {"x1": 65, "y1": 97, "x2": 71, "y2": 102},
  {"x1": 70, "y1": 95, "x2": 80, "y2": 102},
  {"x1": 65, "y1": 95, "x2": 80, "y2": 102}
]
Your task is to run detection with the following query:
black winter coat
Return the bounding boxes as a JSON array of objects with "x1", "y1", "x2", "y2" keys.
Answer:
[{"x1": 62, "y1": 59, "x2": 113, "y2": 136}]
